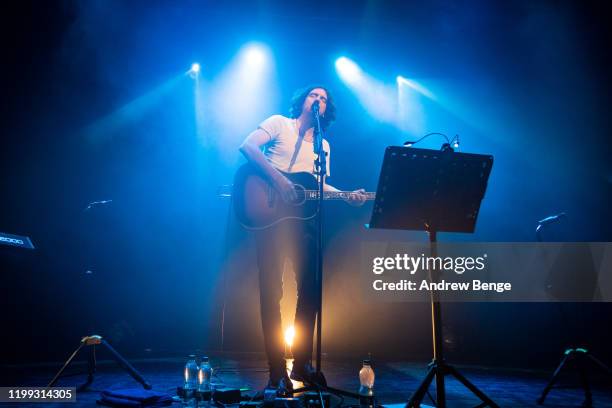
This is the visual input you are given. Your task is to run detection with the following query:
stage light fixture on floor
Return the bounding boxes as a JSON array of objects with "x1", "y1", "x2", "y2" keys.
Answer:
[
  {"x1": 284, "y1": 326, "x2": 295, "y2": 348},
  {"x1": 284, "y1": 326, "x2": 295, "y2": 359}
]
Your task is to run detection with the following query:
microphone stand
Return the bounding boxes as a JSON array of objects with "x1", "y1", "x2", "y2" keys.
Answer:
[
  {"x1": 312, "y1": 105, "x2": 326, "y2": 375},
  {"x1": 535, "y1": 213, "x2": 611, "y2": 407},
  {"x1": 294, "y1": 106, "x2": 365, "y2": 404}
]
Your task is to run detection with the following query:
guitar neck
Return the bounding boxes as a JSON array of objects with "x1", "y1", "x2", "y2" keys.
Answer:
[{"x1": 304, "y1": 190, "x2": 376, "y2": 200}]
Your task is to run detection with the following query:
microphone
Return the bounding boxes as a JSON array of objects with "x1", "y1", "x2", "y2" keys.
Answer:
[
  {"x1": 84, "y1": 199, "x2": 113, "y2": 212},
  {"x1": 538, "y1": 212, "x2": 566, "y2": 225},
  {"x1": 535, "y1": 212, "x2": 566, "y2": 241},
  {"x1": 311, "y1": 100, "x2": 320, "y2": 116}
]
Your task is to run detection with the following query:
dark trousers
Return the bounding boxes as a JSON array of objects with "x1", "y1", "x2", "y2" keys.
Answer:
[{"x1": 255, "y1": 219, "x2": 318, "y2": 379}]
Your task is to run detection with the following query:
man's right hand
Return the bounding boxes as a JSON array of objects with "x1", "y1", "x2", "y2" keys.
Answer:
[{"x1": 273, "y1": 175, "x2": 297, "y2": 203}]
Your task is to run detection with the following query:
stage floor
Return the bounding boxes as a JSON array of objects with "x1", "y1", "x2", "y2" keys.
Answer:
[{"x1": 3, "y1": 354, "x2": 611, "y2": 407}]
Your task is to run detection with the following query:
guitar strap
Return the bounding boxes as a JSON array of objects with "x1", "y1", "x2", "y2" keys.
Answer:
[{"x1": 287, "y1": 135, "x2": 305, "y2": 173}]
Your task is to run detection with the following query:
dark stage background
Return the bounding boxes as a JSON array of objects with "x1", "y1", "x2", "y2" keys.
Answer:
[{"x1": 1, "y1": 0, "x2": 611, "y2": 369}]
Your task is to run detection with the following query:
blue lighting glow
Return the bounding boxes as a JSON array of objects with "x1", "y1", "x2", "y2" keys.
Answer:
[
  {"x1": 335, "y1": 56, "x2": 397, "y2": 124},
  {"x1": 188, "y1": 62, "x2": 201, "y2": 79},
  {"x1": 243, "y1": 44, "x2": 267, "y2": 67},
  {"x1": 204, "y1": 42, "x2": 278, "y2": 157},
  {"x1": 396, "y1": 75, "x2": 435, "y2": 100},
  {"x1": 335, "y1": 57, "x2": 362, "y2": 84}
]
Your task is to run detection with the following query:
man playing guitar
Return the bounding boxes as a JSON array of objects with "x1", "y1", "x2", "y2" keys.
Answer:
[{"x1": 239, "y1": 85, "x2": 367, "y2": 393}]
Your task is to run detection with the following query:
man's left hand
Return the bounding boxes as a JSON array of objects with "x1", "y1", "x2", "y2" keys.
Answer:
[{"x1": 347, "y1": 188, "x2": 367, "y2": 207}]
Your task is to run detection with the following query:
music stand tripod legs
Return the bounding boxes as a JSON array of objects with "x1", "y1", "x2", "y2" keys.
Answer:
[
  {"x1": 405, "y1": 231, "x2": 499, "y2": 408},
  {"x1": 48, "y1": 335, "x2": 152, "y2": 391}
]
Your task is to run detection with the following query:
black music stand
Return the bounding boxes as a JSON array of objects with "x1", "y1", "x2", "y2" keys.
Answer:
[{"x1": 368, "y1": 146, "x2": 498, "y2": 408}]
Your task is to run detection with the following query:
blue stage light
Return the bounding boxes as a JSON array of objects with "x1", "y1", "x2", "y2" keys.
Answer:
[
  {"x1": 397, "y1": 75, "x2": 435, "y2": 100},
  {"x1": 244, "y1": 44, "x2": 266, "y2": 67},
  {"x1": 336, "y1": 57, "x2": 396, "y2": 124},
  {"x1": 335, "y1": 57, "x2": 361, "y2": 83},
  {"x1": 396, "y1": 75, "x2": 426, "y2": 136},
  {"x1": 187, "y1": 63, "x2": 201, "y2": 79},
  {"x1": 202, "y1": 42, "x2": 278, "y2": 153}
]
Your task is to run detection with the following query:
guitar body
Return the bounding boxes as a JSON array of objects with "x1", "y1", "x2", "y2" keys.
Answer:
[{"x1": 233, "y1": 164, "x2": 319, "y2": 230}]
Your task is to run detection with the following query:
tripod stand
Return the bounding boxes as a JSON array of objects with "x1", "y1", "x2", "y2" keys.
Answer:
[
  {"x1": 48, "y1": 335, "x2": 151, "y2": 391},
  {"x1": 537, "y1": 347, "x2": 612, "y2": 407},
  {"x1": 405, "y1": 229, "x2": 498, "y2": 408},
  {"x1": 368, "y1": 146, "x2": 498, "y2": 408}
]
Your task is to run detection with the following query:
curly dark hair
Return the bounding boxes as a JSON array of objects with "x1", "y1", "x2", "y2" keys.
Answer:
[{"x1": 289, "y1": 85, "x2": 336, "y2": 131}]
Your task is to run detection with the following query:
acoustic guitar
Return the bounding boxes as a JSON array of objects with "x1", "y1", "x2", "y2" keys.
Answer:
[{"x1": 232, "y1": 164, "x2": 375, "y2": 230}]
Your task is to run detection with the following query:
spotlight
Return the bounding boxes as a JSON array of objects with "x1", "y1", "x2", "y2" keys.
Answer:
[
  {"x1": 187, "y1": 63, "x2": 201, "y2": 79},
  {"x1": 284, "y1": 326, "x2": 295, "y2": 347},
  {"x1": 244, "y1": 45, "x2": 266, "y2": 67},
  {"x1": 335, "y1": 57, "x2": 361, "y2": 83},
  {"x1": 336, "y1": 57, "x2": 397, "y2": 123},
  {"x1": 452, "y1": 134, "x2": 460, "y2": 149},
  {"x1": 397, "y1": 75, "x2": 435, "y2": 100}
]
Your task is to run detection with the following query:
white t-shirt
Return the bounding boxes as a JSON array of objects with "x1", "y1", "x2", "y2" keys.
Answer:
[{"x1": 258, "y1": 115, "x2": 331, "y2": 177}]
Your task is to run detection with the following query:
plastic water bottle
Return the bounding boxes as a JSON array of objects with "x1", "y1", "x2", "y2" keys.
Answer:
[
  {"x1": 184, "y1": 355, "x2": 199, "y2": 390},
  {"x1": 198, "y1": 356, "x2": 213, "y2": 391},
  {"x1": 358, "y1": 359, "x2": 375, "y2": 396}
]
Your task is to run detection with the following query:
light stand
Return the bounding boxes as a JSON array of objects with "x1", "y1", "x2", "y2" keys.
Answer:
[
  {"x1": 48, "y1": 204, "x2": 150, "y2": 392},
  {"x1": 48, "y1": 335, "x2": 151, "y2": 391}
]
